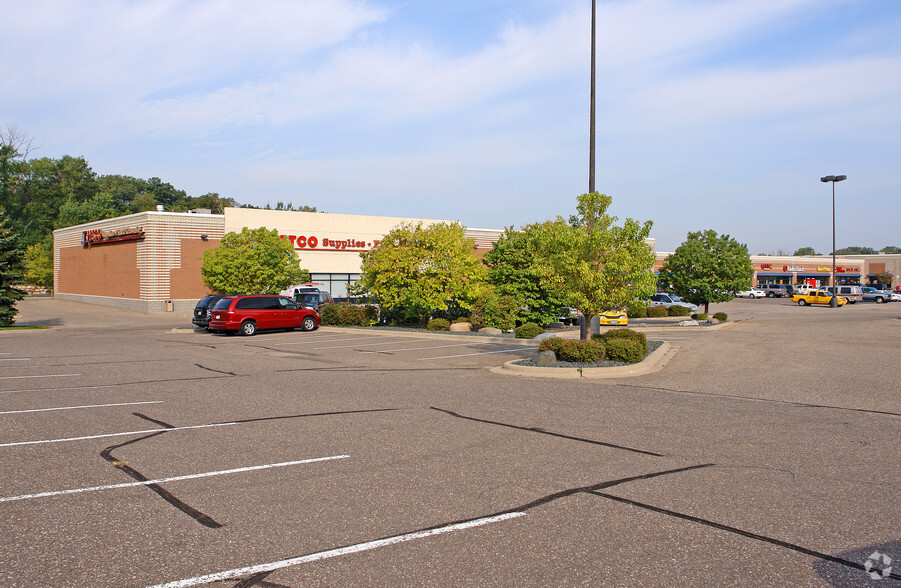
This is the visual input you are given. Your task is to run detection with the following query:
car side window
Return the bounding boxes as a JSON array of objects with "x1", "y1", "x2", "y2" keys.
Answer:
[{"x1": 279, "y1": 298, "x2": 298, "y2": 310}]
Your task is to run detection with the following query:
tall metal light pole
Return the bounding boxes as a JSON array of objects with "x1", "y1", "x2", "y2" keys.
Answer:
[
  {"x1": 820, "y1": 174, "x2": 847, "y2": 307},
  {"x1": 583, "y1": 0, "x2": 597, "y2": 341},
  {"x1": 588, "y1": 0, "x2": 596, "y2": 194}
]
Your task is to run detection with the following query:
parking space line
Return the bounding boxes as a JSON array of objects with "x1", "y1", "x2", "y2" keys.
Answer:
[
  {"x1": 0, "y1": 358, "x2": 30, "y2": 362},
  {"x1": 0, "y1": 455, "x2": 349, "y2": 503},
  {"x1": 0, "y1": 374, "x2": 81, "y2": 381},
  {"x1": 0, "y1": 401, "x2": 163, "y2": 415},
  {"x1": 275, "y1": 336, "x2": 383, "y2": 346},
  {"x1": 146, "y1": 511, "x2": 525, "y2": 588},
  {"x1": 315, "y1": 339, "x2": 423, "y2": 350},
  {"x1": 418, "y1": 348, "x2": 532, "y2": 360},
  {"x1": 359, "y1": 342, "x2": 478, "y2": 354},
  {"x1": 0, "y1": 385, "x2": 117, "y2": 395},
  {"x1": 0, "y1": 421, "x2": 239, "y2": 448}
]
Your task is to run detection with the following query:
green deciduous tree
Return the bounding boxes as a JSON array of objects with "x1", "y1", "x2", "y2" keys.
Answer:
[
  {"x1": 353, "y1": 222, "x2": 486, "y2": 323},
  {"x1": 793, "y1": 246, "x2": 817, "y2": 256},
  {"x1": 834, "y1": 246, "x2": 877, "y2": 255},
  {"x1": 483, "y1": 226, "x2": 568, "y2": 326},
  {"x1": 531, "y1": 192, "x2": 657, "y2": 339},
  {"x1": 660, "y1": 229, "x2": 753, "y2": 314},
  {"x1": 56, "y1": 193, "x2": 118, "y2": 228},
  {"x1": 0, "y1": 211, "x2": 26, "y2": 325},
  {"x1": 24, "y1": 235, "x2": 54, "y2": 289},
  {"x1": 200, "y1": 227, "x2": 310, "y2": 295}
]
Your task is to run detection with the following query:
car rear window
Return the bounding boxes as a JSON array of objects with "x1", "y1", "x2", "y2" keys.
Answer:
[{"x1": 212, "y1": 298, "x2": 233, "y2": 310}]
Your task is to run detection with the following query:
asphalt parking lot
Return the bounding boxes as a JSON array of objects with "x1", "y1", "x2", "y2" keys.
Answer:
[{"x1": 2, "y1": 297, "x2": 899, "y2": 587}]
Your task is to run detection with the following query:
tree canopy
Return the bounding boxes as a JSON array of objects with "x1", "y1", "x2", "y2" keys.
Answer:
[
  {"x1": 353, "y1": 221, "x2": 485, "y2": 323},
  {"x1": 530, "y1": 192, "x2": 657, "y2": 338},
  {"x1": 200, "y1": 227, "x2": 310, "y2": 295},
  {"x1": 793, "y1": 246, "x2": 817, "y2": 256},
  {"x1": 483, "y1": 226, "x2": 568, "y2": 326},
  {"x1": 0, "y1": 211, "x2": 26, "y2": 325},
  {"x1": 660, "y1": 230, "x2": 753, "y2": 313}
]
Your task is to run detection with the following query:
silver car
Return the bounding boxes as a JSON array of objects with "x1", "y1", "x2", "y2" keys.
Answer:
[{"x1": 648, "y1": 293, "x2": 699, "y2": 312}]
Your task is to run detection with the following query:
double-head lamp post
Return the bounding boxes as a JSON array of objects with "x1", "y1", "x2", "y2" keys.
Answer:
[{"x1": 820, "y1": 175, "x2": 846, "y2": 307}]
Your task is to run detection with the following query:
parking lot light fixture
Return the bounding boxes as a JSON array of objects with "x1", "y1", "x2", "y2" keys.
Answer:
[{"x1": 820, "y1": 175, "x2": 847, "y2": 307}]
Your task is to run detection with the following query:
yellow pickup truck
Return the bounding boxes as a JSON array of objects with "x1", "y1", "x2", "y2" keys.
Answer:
[{"x1": 792, "y1": 290, "x2": 847, "y2": 307}]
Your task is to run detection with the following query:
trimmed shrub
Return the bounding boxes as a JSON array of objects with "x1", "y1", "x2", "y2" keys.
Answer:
[
  {"x1": 605, "y1": 338, "x2": 645, "y2": 363},
  {"x1": 537, "y1": 336, "x2": 567, "y2": 356},
  {"x1": 318, "y1": 303, "x2": 340, "y2": 326},
  {"x1": 320, "y1": 303, "x2": 378, "y2": 326},
  {"x1": 515, "y1": 322, "x2": 544, "y2": 339},
  {"x1": 557, "y1": 339, "x2": 605, "y2": 363},
  {"x1": 427, "y1": 318, "x2": 450, "y2": 331},
  {"x1": 667, "y1": 305, "x2": 693, "y2": 317},
  {"x1": 713, "y1": 312, "x2": 728, "y2": 321},
  {"x1": 691, "y1": 313, "x2": 708, "y2": 321},
  {"x1": 646, "y1": 305, "x2": 668, "y2": 318},
  {"x1": 627, "y1": 303, "x2": 648, "y2": 318},
  {"x1": 600, "y1": 328, "x2": 647, "y2": 353}
]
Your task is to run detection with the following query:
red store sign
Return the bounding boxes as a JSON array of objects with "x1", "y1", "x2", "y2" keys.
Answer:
[
  {"x1": 280, "y1": 234, "x2": 381, "y2": 252},
  {"x1": 82, "y1": 227, "x2": 145, "y2": 247}
]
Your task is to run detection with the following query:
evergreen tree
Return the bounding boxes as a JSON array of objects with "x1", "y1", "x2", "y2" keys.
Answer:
[{"x1": 0, "y1": 211, "x2": 26, "y2": 325}]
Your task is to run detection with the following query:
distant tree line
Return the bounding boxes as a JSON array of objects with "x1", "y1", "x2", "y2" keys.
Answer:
[
  {"x1": 0, "y1": 126, "x2": 317, "y2": 288},
  {"x1": 786, "y1": 246, "x2": 901, "y2": 256}
]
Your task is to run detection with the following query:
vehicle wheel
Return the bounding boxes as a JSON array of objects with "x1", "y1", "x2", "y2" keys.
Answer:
[
  {"x1": 240, "y1": 320, "x2": 257, "y2": 336},
  {"x1": 768, "y1": 292, "x2": 775, "y2": 298},
  {"x1": 876, "y1": 297, "x2": 885, "y2": 303},
  {"x1": 301, "y1": 316, "x2": 317, "y2": 331},
  {"x1": 798, "y1": 299, "x2": 806, "y2": 306}
]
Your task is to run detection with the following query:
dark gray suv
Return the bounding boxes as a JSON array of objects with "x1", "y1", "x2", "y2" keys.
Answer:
[{"x1": 757, "y1": 284, "x2": 791, "y2": 298}]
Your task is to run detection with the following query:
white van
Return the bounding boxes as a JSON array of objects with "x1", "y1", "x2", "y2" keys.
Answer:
[{"x1": 826, "y1": 285, "x2": 862, "y2": 303}]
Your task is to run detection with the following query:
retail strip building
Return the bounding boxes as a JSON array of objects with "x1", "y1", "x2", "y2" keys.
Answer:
[{"x1": 54, "y1": 208, "x2": 899, "y2": 313}]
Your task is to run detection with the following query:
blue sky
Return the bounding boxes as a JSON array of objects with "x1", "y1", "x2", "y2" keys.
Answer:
[{"x1": 3, "y1": 0, "x2": 899, "y2": 253}]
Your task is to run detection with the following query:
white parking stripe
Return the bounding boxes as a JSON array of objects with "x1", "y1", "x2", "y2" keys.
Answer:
[
  {"x1": 315, "y1": 339, "x2": 423, "y2": 350},
  {"x1": 0, "y1": 401, "x2": 163, "y2": 415},
  {"x1": 0, "y1": 455, "x2": 349, "y2": 503},
  {"x1": 359, "y1": 342, "x2": 477, "y2": 354},
  {"x1": 0, "y1": 374, "x2": 81, "y2": 380},
  {"x1": 0, "y1": 358, "x2": 29, "y2": 362},
  {"x1": 146, "y1": 511, "x2": 525, "y2": 588},
  {"x1": 275, "y1": 336, "x2": 381, "y2": 346},
  {"x1": 0, "y1": 385, "x2": 117, "y2": 395},
  {"x1": 418, "y1": 348, "x2": 531, "y2": 360},
  {"x1": 0, "y1": 421, "x2": 239, "y2": 448}
]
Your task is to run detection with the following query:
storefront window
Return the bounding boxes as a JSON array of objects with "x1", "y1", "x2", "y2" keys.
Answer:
[{"x1": 309, "y1": 273, "x2": 362, "y2": 302}]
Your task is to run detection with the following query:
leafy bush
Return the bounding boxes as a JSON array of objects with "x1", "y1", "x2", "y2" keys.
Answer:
[
  {"x1": 667, "y1": 305, "x2": 693, "y2": 316},
  {"x1": 599, "y1": 328, "x2": 647, "y2": 353},
  {"x1": 537, "y1": 337, "x2": 567, "y2": 355},
  {"x1": 470, "y1": 288, "x2": 519, "y2": 331},
  {"x1": 452, "y1": 317, "x2": 471, "y2": 324},
  {"x1": 691, "y1": 313, "x2": 708, "y2": 321},
  {"x1": 557, "y1": 339, "x2": 605, "y2": 363},
  {"x1": 319, "y1": 303, "x2": 378, "y2": 326},
  {"x1": 427, "y1": 318, "x2": 450, "y2": 331},
  {"x1": 627, "y1": 303, "x2": 647, "y2": 318},
  {"x1": 713, "y1": 312, "x2": 728, "y2": 321},
  {"x1": 515, "y1": 322, "x2": 544, "y2": 339},
  {"x1": 605, "y1": 338, "x2": 645, "y2": 363},
  {"x1": 646, "y1": 305, "x2": 668, "y2": 318}
]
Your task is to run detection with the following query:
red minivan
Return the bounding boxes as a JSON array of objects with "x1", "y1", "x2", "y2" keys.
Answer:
[{"x1": 208, "y1": 295, "x2": 320, "y2": 336}]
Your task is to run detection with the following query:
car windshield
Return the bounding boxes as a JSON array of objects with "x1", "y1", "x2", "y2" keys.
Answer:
[{"x1": 671, "y1": 295, "x2": 685, "y2": 302}]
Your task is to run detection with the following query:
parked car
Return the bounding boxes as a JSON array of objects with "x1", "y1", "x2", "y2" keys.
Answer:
[
  {"x1": 597, "y1": 310, "x2": 628, "y2": 326},
  {"x1": 792, "y1": 290, "x2": 847, "y2": 307},
  {"x1": 647, "y1": 293, "x2": 699, "y2": 312},
  {"x1": 293, "y1": 290, "x2": 334, "y2": 311},
  {"x1": 891, "y1": 291, "x2": 901, "y2": 302},
  {"x1": 860, "y1": 286, "x2": 891, "y2": 303},
  {"x1": 208, "y1": 295, "x2": 321, "y2": 335},
  {"x1": 867, "y1": 283, "x2": 890, "y2": 291},
  {"x1": 192, "y1": 294, "x2": 239, "y2": 331},
  {"x1": 736, "y1": 288, "x2": 766, "y2": 299},
  {"x1": 757, "y1": 284, "x2": 791, "y2": 298},
  {"x1": 825, "y1": 285, "x2": 863, "y2": 304}
]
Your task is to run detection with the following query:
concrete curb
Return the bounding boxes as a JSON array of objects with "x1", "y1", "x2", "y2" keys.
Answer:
[{"x1": 489, "y1": 341, "x2": 678, "y2": 379}]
